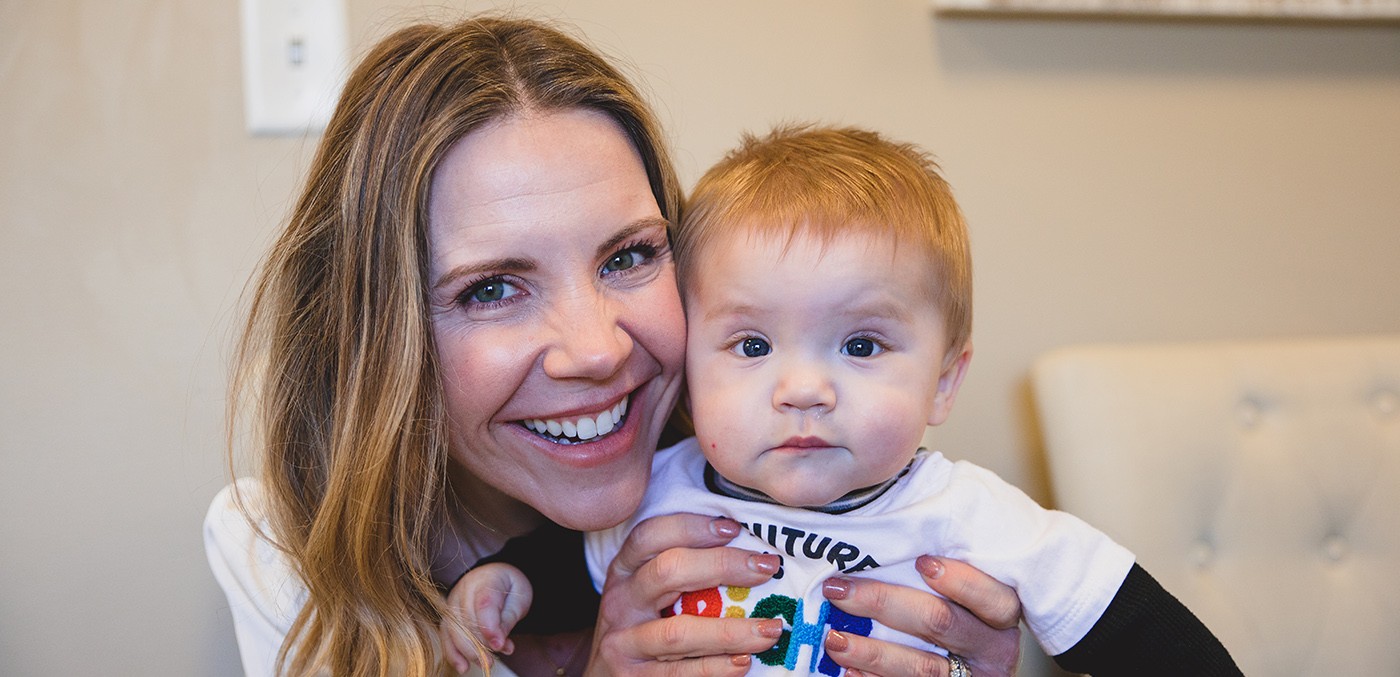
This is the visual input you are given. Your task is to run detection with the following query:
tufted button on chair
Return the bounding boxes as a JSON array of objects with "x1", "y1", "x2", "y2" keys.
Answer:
[{"x1": 1030, "y1": 336, "x2": 1400, "y2": 676}]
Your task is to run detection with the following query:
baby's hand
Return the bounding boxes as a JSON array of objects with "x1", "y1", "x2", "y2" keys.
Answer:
[{"x1": 440, "y1": 562, "x2": 533, "y2": 674}]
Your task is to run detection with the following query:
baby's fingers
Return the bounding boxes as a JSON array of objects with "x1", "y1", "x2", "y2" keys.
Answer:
[
  {"x1": 493, "y1": 587, "x2": 530, "y2": 649},
  {"x1": 472, "y1": 592, "x2": 512, "y2": 653},
  {"x1": 438, "y1": 622, "x2": 491, "y2": 675},
  {"x1": 467, "y1": 563, "x2": 533, "y2": 652}
]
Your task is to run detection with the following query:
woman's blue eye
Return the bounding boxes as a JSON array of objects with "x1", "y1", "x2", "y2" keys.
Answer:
[
  {"x1": 461, "y1": 278, "x2": 520, "y2": 306},
  {"x1": 602, "y1": 243, "x2": 658, "y2": 275},
  {"x1": 740, "y1": 338, "x2": 771, "y2": 357},
  {"x1": 472, "y1": 283, "x2": 505, "y2": 303},
  {"x1": 843, "y1": 338, "x2": 879, "y2": 357},
  {"x1": 603, "y1": 251, "x2": 641, "y2": 273}
]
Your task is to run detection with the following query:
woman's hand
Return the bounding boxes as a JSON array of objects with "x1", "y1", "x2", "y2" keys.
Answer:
[
  {"x1": 588, "y1": 513, "x2": 783, "y2": 676},
  {"x1": 820, "y1": 555, "x2": 1022, "y2": 677}
]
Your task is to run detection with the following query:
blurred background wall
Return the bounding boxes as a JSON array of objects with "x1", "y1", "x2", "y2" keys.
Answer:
[{"x1": 1, "y1": 1, "x2": 1396, "y2": 674}]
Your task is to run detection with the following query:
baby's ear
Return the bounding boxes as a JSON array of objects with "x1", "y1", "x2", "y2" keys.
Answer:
[{"x1": 927, "y1": 342, "x2": 972, "y2": 426}]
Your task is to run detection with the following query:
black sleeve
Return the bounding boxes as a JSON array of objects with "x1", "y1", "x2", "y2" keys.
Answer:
[
  {"x1": 1053, "y1": 563, "x2": 1243, "y2": 676},
  {"x1": 471, "y1": 522, "x2": 601, "y2": 635}
]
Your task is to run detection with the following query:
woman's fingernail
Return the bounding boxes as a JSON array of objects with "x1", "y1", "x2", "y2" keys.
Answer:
[
  {"x1": 761, "y1": 618, "x2": 784, "y2": 640},
  {"x1": 822, "y1": 576, "x2": 852, "y2": 600},
  {"x1": 749, "y1": 554, "x2": 780, "y2": 574},
  {"x1": 756, "y1": 618, "x2": 784, "y2": 638},
  {"x1": 825, "y1": 630, "x2": 850, "y2": 653},
  {"x1": 732, "y1": 653, "x2": 753, "y2": 667},
  {"x1": 917, "y1": 554, "x2": 945, "y2": 579},
  {"x1": 712, "y1": 517, "x2": 741, "y2": 538}
]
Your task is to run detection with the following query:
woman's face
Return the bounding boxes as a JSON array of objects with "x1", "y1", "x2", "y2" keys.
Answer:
[{"x1": 427, "y1": 108, "x2": 685, "y2": 532}]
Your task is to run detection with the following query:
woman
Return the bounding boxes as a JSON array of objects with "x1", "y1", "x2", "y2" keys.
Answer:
[{"x1": 205, "y1": 16, "x2": 1022, "y2": 677}]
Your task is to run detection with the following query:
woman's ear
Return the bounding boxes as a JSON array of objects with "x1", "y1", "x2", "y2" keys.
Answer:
[{"x1": 927, "y1": 341, "x2": 973, "y2": 427}]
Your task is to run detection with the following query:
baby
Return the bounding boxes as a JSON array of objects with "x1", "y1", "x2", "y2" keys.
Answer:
[{"x1": 442, "y1": 125, "x2": 1238, "y2": 676}]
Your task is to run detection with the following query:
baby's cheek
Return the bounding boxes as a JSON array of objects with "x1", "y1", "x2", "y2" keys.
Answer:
[{"x1": 857, "y1": 399, "x2": 930, "y2": 465}]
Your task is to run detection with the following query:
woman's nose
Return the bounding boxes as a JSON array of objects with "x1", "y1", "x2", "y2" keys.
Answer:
[
  {"x1": 541, "y1": 289, "x2": 633, "y2": 380},
  {"x1": 773, "y1": 358, "x2": 836, "y2": 415}
]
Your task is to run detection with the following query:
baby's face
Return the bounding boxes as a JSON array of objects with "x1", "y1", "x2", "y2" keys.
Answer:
[{"x1": 684, "y1": 227, "x2": 969, "y2": 507}]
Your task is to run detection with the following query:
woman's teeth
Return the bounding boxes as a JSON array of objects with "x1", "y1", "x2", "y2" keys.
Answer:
[{"x1": 523, "y1": 397, "x2": 629, "y2": 443}]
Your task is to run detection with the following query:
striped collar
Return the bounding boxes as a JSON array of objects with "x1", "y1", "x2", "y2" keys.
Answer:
[{"x1": 703, "y1": 452, "x2": 921, "y2": 515}]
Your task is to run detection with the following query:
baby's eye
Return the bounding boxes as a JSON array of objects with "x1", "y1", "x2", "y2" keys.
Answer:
[
  {"x1": 459, "y1": 277, "x2": 521, "y2": 307},
  {"x1": 737, "y1": 337, "x2": 771, "y2": 358},
  {"x1": 842, "y1": 337, "x2": 882, "y2": 358}
]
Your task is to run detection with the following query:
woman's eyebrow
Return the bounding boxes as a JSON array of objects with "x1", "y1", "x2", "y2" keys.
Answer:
[
  {"x1": 433, "y1": 257, "x2": 535, "y2": 291},
  {"x1": 595, "y1": 216, "x2": 672, "y2": 259}
]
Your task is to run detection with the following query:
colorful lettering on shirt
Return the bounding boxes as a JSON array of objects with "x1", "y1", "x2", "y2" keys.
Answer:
[{"x1": 677, "y1": 586, "x2": 876, "y2": 676}]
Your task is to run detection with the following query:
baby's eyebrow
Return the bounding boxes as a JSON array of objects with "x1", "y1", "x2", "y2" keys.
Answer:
[
  {"x1": 848, "y1": 300, "x2": 913, "y2": 322},
  {"x1": 701, "y1": 298, "x2": 913, "y2": 325},
  {"x1": 700, "y1": 301, "x2": 762, "y2": 324}
]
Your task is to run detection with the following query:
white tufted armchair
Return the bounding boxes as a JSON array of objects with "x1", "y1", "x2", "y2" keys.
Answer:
[{"x1": 1030, "y1": 335, "x2": 1400, "y2": 676}]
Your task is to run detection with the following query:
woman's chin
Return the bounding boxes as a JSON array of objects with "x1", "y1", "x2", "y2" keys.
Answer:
[
  {"x1": 532, "y1": 463, "x2": 650, "y2": 530},
  {"x1": 543, "y1": 493, "x2": 643, "y2": 531}
]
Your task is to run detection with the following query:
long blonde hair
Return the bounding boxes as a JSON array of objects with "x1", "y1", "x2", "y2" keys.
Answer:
[{"x1": 232, "y1": 16, "x2": 680, "y2": 676}]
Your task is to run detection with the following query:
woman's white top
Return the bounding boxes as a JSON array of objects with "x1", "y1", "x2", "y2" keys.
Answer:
[{"x1": 203, "y1": 479, "x2": 514, "y2": 677}]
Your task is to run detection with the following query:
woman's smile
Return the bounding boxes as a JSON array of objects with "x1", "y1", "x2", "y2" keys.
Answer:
[
  {"x1": 509, "y1": 390, "x2": 646, "y2": 471},
  {"x1": 522, "y1": 394, "x2": 629, "y2": 443}
]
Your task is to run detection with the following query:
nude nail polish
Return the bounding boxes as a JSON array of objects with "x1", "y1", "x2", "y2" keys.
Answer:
[
  {"x1": 917, "y1": 554, "x2": 945, "y2": 579},
  {"x1": 749, "y1": 554, "x2": 779, "y2": 574},
  {"x1": 822, "y1": 577, "x2": 852, "y2": 600},
  {"x1": 825, "y1": 630, "x2": 849, "y2": 652},
  {"x1": 712, "y1": 517, "x2": 741, "y2": 538},
  {"x1": 757, "y1": 618, "x2": 784, "y2": 638}
]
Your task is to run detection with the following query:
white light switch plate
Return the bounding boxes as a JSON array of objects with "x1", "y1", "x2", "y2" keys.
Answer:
[{"x1": 239, "y1": 0, "x2": 349, "y2": 135}]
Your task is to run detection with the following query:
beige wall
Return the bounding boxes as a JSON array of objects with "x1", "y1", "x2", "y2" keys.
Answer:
[{"x1": 2, "y1": 1, "x2": 1396, "y2": 674}]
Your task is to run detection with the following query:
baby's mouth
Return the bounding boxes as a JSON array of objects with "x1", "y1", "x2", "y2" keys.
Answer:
[{"x1": 521, "y1": 396, "x2": 630, "y2": 444}]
